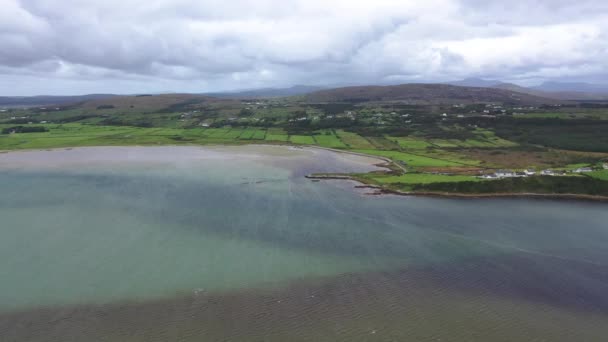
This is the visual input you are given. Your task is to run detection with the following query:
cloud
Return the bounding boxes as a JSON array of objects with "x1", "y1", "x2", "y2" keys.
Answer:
[{"x1": 0, "y1": 0, "x2": 606, "y2": 94}]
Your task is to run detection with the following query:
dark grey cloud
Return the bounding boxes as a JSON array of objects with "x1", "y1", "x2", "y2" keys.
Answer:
[{"x1": 0, "y1": 0, "x2": 607, "y2": 95}]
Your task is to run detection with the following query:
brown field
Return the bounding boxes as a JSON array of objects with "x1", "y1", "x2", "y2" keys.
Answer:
[
  {"x1": 82, "y1": 94, "x2": 236, "y2": 112},
  {"x1": 463, "y1": 149, "x2": 608, "y2": 169}
]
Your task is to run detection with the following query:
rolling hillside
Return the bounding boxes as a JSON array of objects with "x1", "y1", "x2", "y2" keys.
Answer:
[
  {"x1": 0, "y1": 94, "x2": 118, "y2": 107},
  {"x1": 304, "y1": 84, "x2": 559, "y2": 105},
  {"x1": 80, "y1": 94, "x2": 229, "y2": 112}
]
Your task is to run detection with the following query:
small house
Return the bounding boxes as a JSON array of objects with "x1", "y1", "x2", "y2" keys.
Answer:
[
  {"x1": 524, "y1": 169, "x2": 536, "y2": 176},
  {"x1": 541, "y1": 170, "x2": 555, "y2": 176},
  {"x1": 574, "y1": 167, "x2": 593, "y2": 173},
  {"x1": 495, "y1": 170, "x2": 515, "y2": 178}
]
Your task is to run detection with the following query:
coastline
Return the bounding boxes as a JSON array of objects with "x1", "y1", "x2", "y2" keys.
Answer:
[
  {"x1": 2, "y1": 143, "x2": 605, "y2": 202},
  {"x1": 306, "y1": 174, "x2": 608, "y2": 203}
]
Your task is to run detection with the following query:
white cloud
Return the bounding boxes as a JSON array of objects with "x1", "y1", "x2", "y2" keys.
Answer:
[{"x1": 0, "y1": 0, "x2": 606, "y2": 94}]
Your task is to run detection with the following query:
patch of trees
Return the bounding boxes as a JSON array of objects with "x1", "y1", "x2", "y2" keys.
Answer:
[
  {"x1": 156, "y1": 99, "x2": 205, "y2": 113},
  {"x1": 4, "y1": 118, "x2": 32, "y2": 124},
  {"x1": 420, "y1": 126, "x2": 476, "y2": 140},
  {"x1": 283, "y1": 117, "x2": 360, "y2": 135},
  {"x1": 98, "y1": 117, "x2": 154, "y2": 128},
  {"x1": 2, "y1": 126, "x2": 48, "y2": 134},
  {"x1": 347, "y1": 126, "x2": 413, "y2": 137},
  {"x1": 579, "y1": 103, "x2": 608, "y2": 108},
  {"x1": 309, "y1": 103, "x2": 356, "y2": 115},
  {"x1": 58, "y1": 114, "x2": 101, "y2": 123},
  {"x1": 239, "y1": 108, "x2": 255, "y2": 117},
  {"x1": 486, "y1": 117, "x2": 608, "y2": 152},
  {"x1": 96, "y1": 105, "x2": 115, "y2": 109},
  {"x1": 343, "y1": 97, "x2": 377, "y2": 103},
  {"x1": 412, "y1": 176, "x2": 608, "y2": 196}
]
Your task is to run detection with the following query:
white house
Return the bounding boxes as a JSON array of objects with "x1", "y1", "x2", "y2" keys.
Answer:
[
  {"x1": 541, "y1": 170, "x2": 555, "y2": 176},
  {"x1": 524, "y1": 169, "x2": 536, "y2": 176},
  {"x1": 574, "y1": 167, "x2": 593, "y2": 173},
  {"x1": 603, "y1": 163, "x2": 608, "y2": 170},
  {"x1": 495, "y1": 170, "x2": 515, "y2": 178}
]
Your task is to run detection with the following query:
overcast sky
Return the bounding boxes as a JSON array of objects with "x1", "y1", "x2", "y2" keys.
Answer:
[{"x1": 1, "y1": 0, "x2": 607, "y2": 95}]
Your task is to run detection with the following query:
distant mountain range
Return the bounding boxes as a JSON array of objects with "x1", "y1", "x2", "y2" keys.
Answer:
[
  {"x1": 204, "y1": 85, "x2": 325, "y2": 98},
  {"x1": 533, "y1": 81, "x2": 608, "y2": 93},
  {"x1": 4, "y1": 80, "x2": 608, "y2": 108},
  {"x1": 447, "y1": 78, "x2": 608, "y2": 101}
]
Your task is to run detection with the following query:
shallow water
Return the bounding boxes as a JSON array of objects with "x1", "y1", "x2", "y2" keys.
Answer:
[{"x1": 1, "y1": 146, "x2": 608, "y2": 341}]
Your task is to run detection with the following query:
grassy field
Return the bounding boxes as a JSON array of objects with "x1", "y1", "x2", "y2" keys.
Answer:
[
  {"x1": 352, "y1": 149, "x2": 467, "y2": 167},
  {"x1": 335, "y1": 130, "x2": 375, "y2": 149},
  {"x1": 265, "y1": 128, "x2": 289, "y2": 142},
  {"x1": 289, "y1": 135, "x2": 316, "y2": 145},
  {"x1": 388, "y1": 137, "x2": 433, "y2": 150},
  {"x1": 367, "y1": 173, "x2": 480, "y2": 185},
  {"x1": 429, "y1": 133, "x2": 517, "y2": 149},
  {"x1": 312, "y1": 131, "x2": 347, "y2": 148},
  {"x1": 587, "y1": 170, "x2": 608, "y2": 181},
  {"x1": 237, "y1": 129, "x2": 258, "y2": 140},
  {"x1": 366, "y1": 136, "x2": 400, "y2": 150}
]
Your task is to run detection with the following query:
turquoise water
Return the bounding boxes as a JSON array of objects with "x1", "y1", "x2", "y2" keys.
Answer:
[{"x1": 1, "y1": 146, "x2": 608, "y2": 341}]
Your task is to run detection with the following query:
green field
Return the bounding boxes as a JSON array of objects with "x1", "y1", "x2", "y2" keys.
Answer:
[
  {"x1": 265, "y1": 134, "x2": 289, "y2": 142},
  {"x1": 203, "y1": 128, "x2": 231, "y2": 138},
  {"x1": 368, "y1": 173, "x2": 480, "y2": 185},
  {"x1": 223, "y1": 129, "x2": 245, "y2": 139},
  {"x1": 587, "y1": 170, "x2": 608, "y2": 181},
  {"x1": 313, "y1": 131, "x2": 347, "y2": 148},
  {"x1": 264, "y1": 128, "x2": 289, "y2": 142},
  {"x1": 289, "y1": 135, "x2": 316, "y2": 145},
  {"x1": 237, "y1": 129, "x2": 257, "y2": 140},
  {"x1": 366, "y1": 136, "x2": 400, "y2": 150},
  {"x1": 251, "y1": 129, "x2": 267, "y2": 140},
  {"x1": 353, "y1": 149, "x2": 468, "y2": 168},
  {"x1": 336, "y1": 130, "x2": 375, "y2": 149},
  {"x1": 389, "y1": 137, "x2": 433, "y2": 150}
]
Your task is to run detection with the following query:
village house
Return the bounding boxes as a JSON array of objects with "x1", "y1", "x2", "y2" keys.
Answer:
[
  {"x1": 524, "y1": 169, "x2": 536, "y2": 176},
  {"x1": 573, "y1": 167, "x2": 593, "y2": 173},
  {"x1": 495, "y1": 170, "x2": 515, "y2": 178},
  {"x1": 541, "y1": 170, "x2": 555, "y2": 176}
]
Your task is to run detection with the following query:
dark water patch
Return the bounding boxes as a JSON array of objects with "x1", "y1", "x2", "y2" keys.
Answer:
[{"x1": 2, "y1": 253, "x2": 608, "y2": 342}]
